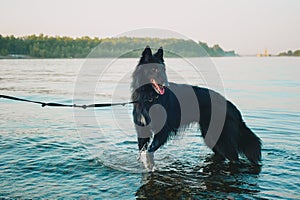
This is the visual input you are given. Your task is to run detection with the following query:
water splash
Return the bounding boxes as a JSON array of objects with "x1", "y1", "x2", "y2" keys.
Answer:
[{"x1": 139, "y1": 150, "x2": 155, "y2": 172}]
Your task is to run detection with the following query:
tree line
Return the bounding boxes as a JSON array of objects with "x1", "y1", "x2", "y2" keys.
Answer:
[
  {"x1": 0, "y1": 34, "x2": 236, "y2": 58},
  {"x1": 278, "y1": 50, "x2": 300, "y2": 57}
]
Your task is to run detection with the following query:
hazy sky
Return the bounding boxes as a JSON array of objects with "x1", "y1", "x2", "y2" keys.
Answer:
[{"x1": 1, "y1": 0, "x2": 299, "y2": 55}]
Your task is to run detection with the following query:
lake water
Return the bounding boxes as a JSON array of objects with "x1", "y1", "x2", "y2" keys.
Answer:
[{"x1": 0, "y1": 58, "x2": 299, "y2": 199}]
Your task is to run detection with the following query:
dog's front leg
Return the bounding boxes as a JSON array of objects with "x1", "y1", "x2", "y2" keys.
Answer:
[
  {"x1": 136, "y1": 125, "x2": 155, "y2": 170},
  {"x1": 135, "y1": 125, "x2": 152, "y2": 150},
  {"x1": 148, "y1": 126, "x2": 170, "y2": 152},
  {"x1": 138, "y1": 137, "x2": 150, "y2": 150}
]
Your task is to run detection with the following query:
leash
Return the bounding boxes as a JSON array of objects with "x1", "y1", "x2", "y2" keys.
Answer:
[{"x1": 0, "y1": 94, "x2": 138, "y2": 109}]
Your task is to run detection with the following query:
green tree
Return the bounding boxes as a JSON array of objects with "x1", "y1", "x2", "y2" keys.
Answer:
[
  {"x1": 293, "y1": 50, "x2": 300, "y2": 56},
  {"x1": 0, "y1": 34, "x2": 237, "y2": 58}
]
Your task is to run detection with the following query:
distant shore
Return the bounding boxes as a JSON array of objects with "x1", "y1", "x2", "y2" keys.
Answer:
[
  {"x1": 0, "y1": 34, "x2": 237, "y2": 59},
  {"x1": 1, "y1": 34, "x2": 298, "y2": 59},
  {"x1": 2, "y1": 54, "x2": 300, "y2": 59},
  {"x1": 278, "y1": 50, "x2": 300, "y2": 57}
]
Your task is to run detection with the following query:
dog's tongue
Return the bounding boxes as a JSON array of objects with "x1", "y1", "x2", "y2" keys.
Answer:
[
  {"x1": 151, "y1": 79, "x2": 165, "y2": 95},
  {"x1": 156, "y1": 84, "x2": 165, "y2": 95}
]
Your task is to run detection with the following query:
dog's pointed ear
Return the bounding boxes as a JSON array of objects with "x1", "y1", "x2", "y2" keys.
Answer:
[
  {"x1": 141, "y1": 45, "x2": 152, "y2": 63},
  {"x1": 154, "y1": 47, "x2": 164, "y2": 62}
]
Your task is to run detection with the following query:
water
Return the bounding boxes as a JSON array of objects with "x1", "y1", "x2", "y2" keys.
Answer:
[{"x1": 0, "y1": 58, "x2": 299, "y2": 199}]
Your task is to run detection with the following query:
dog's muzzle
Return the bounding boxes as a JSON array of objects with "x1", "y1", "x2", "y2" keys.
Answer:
[{"x1": 150, "y1": 79, "x2": 166, "y2": 95}]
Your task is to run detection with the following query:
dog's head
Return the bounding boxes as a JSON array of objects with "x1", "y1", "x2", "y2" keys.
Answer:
[{"x1": 132, "y1": 46, "x2": 169, "y2": 95}]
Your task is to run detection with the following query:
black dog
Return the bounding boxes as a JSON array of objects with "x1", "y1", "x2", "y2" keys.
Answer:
[{"x1": 131, "y1": 46, "x2": 261, "y2": 164}]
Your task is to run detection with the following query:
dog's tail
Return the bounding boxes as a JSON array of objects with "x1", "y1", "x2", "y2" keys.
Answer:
[{"x1": 239, "y1": 123, "x2": 262, "y2": 164}]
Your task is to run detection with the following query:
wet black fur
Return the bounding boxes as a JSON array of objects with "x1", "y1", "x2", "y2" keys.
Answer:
[{"x1": 131, "y1": 46, "x2": 262, "y2": 164}]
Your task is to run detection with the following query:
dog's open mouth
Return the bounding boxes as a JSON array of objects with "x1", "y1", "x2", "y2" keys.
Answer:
[{"x1": 150, "y1": 79, "x2": 165, "y2": 95}]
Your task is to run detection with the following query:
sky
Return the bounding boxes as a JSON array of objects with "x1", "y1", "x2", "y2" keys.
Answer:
[{"x1": 1, "y1": 0, "x2": 299, "y2": 55}]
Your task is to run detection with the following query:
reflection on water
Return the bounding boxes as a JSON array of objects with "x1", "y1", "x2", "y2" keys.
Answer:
[
  {"x1": 0, "y1": 58, "x2": 300, "y2": 199},
  {"x1": 136, "y1": 156, "x2": 262, "y2": 199}
]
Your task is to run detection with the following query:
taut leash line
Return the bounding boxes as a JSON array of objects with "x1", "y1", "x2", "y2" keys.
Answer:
[{"x1": 0, "y1": 95, "x2": 137, "y2": 109}]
